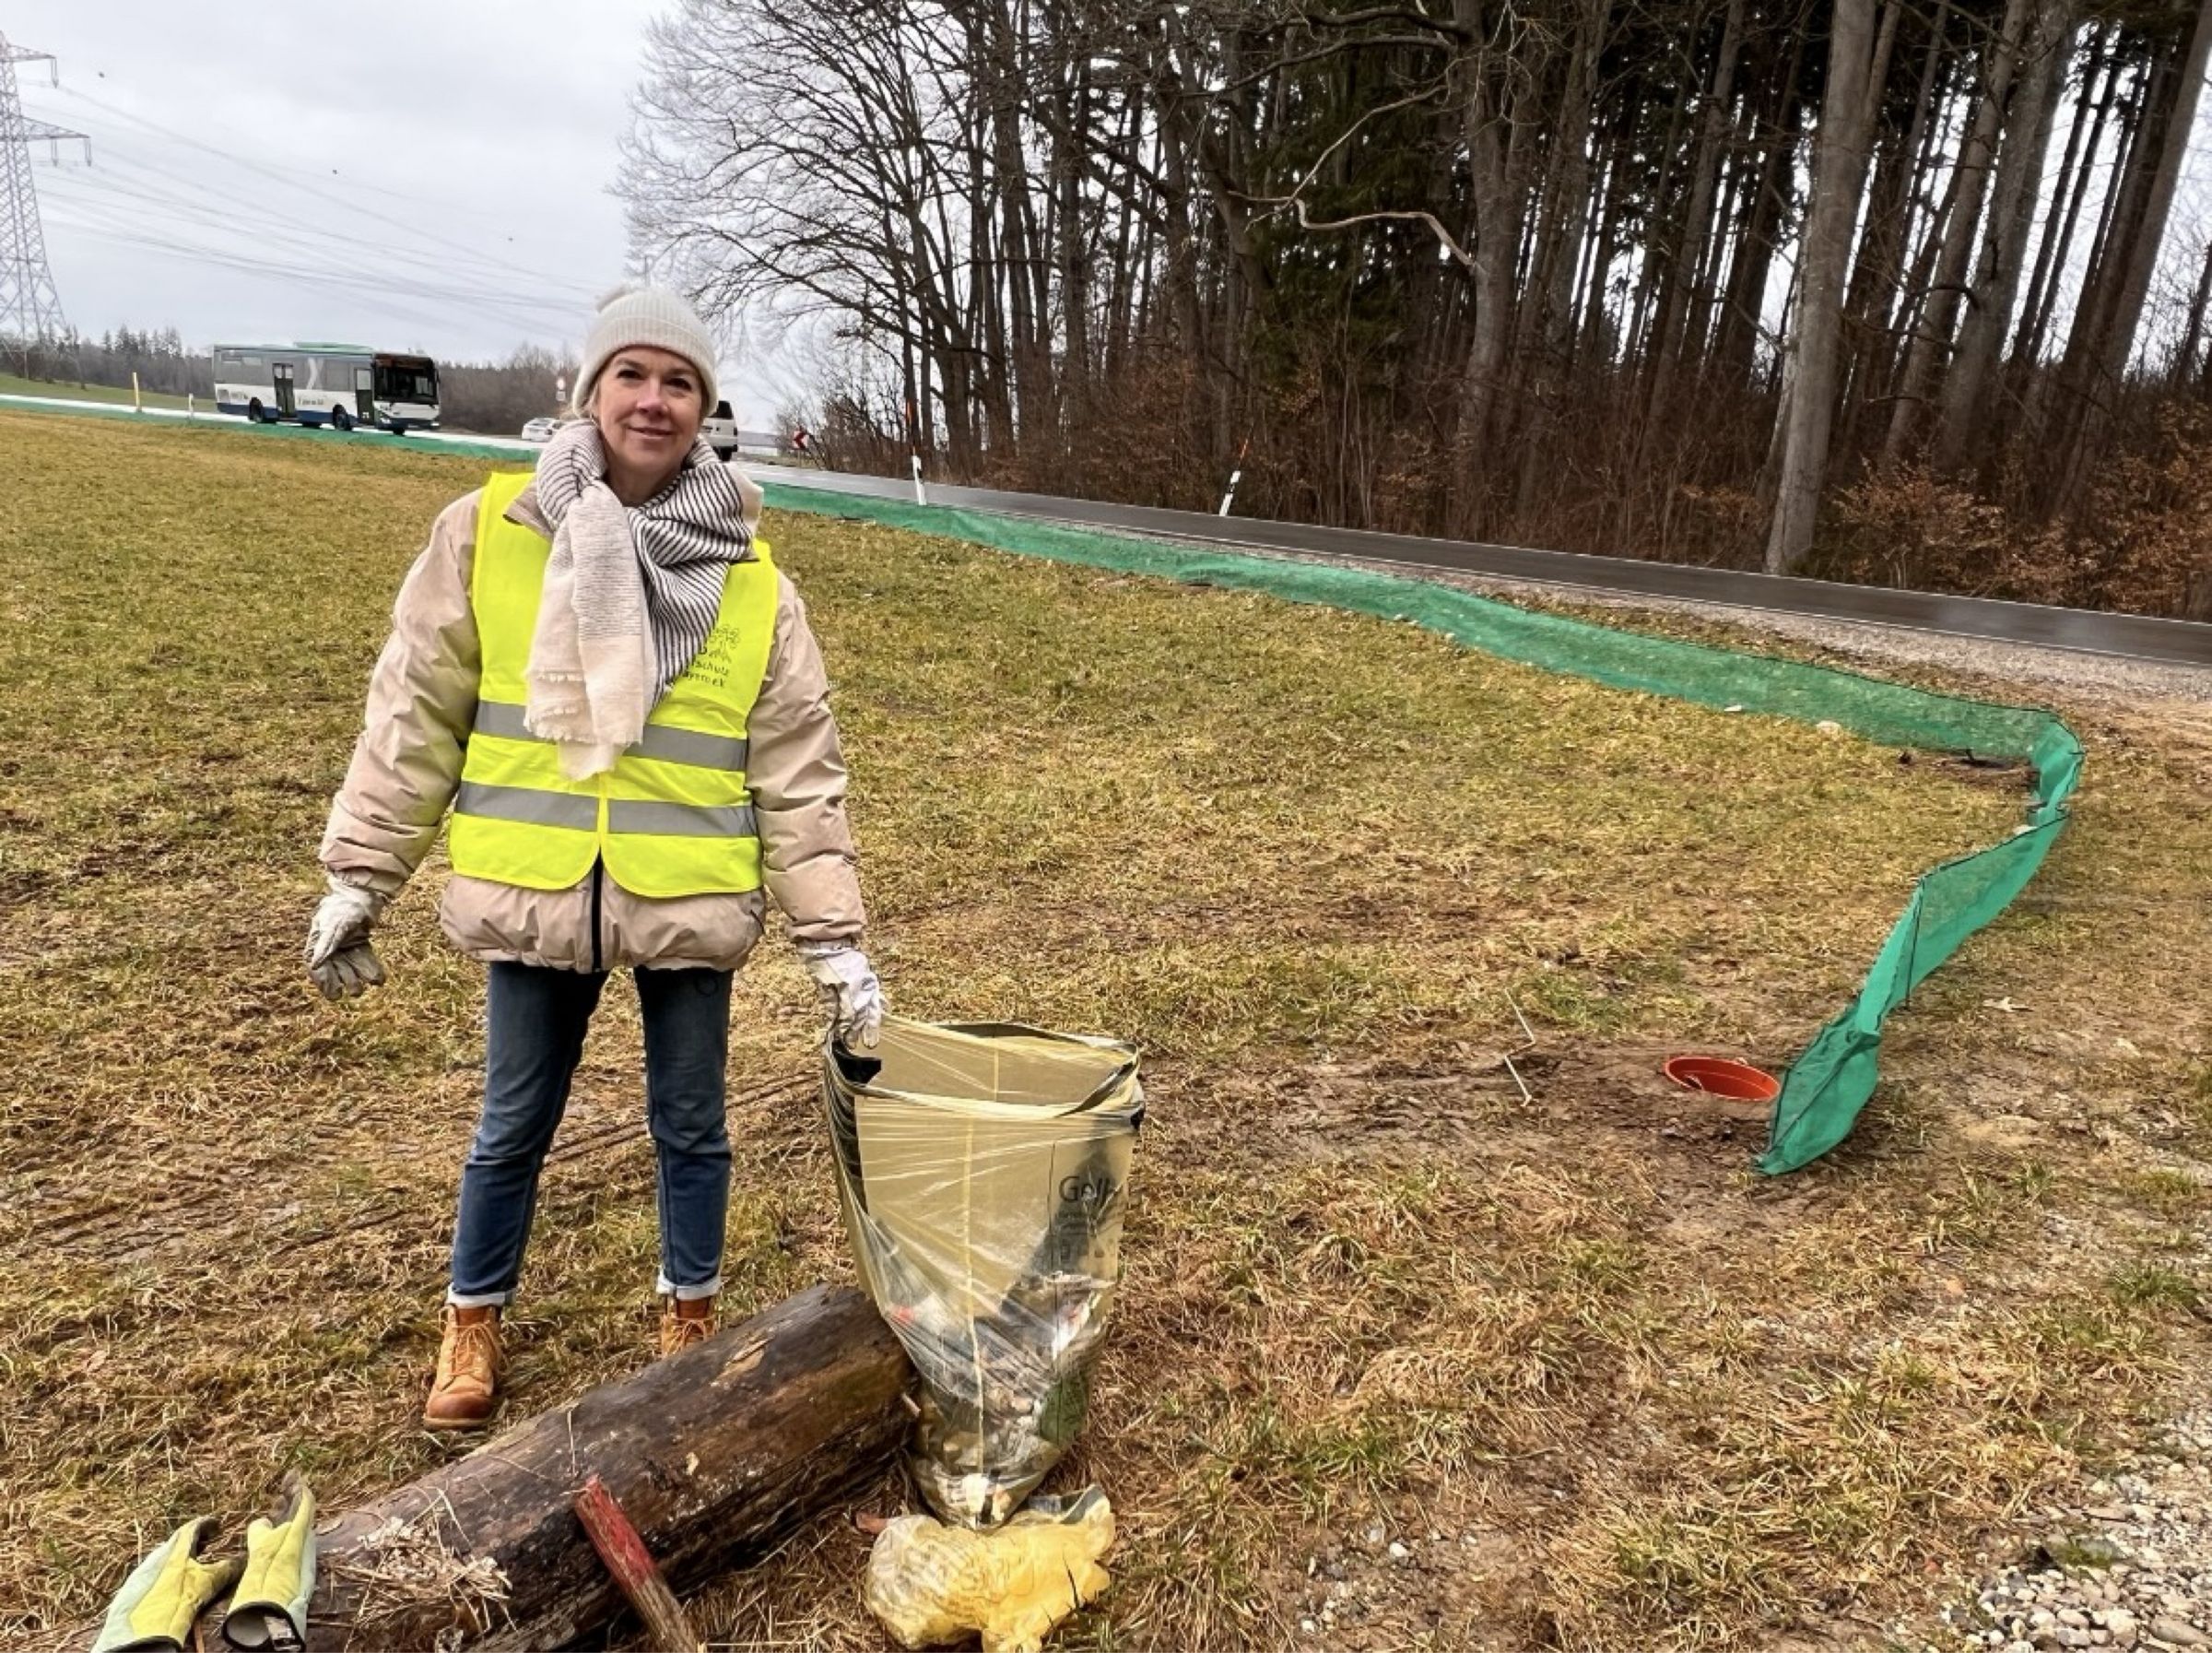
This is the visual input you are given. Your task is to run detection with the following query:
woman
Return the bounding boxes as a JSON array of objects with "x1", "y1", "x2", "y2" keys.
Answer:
[{"x1": 305, "y1": 287, "x2": 883, "y2": 1431}]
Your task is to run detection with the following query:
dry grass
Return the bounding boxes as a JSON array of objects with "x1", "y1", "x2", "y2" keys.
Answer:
[
  {"x1": 0, "y1": 372, "x2": 194, "y2": 410},
  {"x1": 2, "y1": 409, "x2": 2208, "y2": 1650}
]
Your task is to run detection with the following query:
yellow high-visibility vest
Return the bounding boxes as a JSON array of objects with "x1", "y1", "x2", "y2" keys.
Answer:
[{"x1": 447, "y1": 468, "x2": 779, "y2": 899}]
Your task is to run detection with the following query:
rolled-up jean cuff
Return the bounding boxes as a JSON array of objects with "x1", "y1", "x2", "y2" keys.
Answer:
[
  {"x1": 657, "y1": 1272, "x2": 723, "y2": 1302},
  {"x1": 446, "y1": 1287, "x2": 513, "y2": 1310}
]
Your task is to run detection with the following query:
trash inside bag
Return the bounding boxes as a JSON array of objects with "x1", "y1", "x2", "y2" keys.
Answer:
[
  {"x1": 864, "y1": 1486, "x2": 1115, "y2": 1653},
  {"x1": 825, "y1": 1018, "x2": 1141, "y2": 1528}
]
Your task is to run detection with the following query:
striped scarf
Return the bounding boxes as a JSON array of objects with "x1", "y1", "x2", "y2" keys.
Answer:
[{"x1": 524, "y1": 420, "x2": 755, "y2": 779}]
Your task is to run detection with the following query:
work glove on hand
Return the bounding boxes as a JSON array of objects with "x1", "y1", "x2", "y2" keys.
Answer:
[
  {"x1": 222, "y1": 1477, "x2": 315, "y2": 1652},
  {"x1": 798, "y1": 941, "x2": 885, "y2": 1049},
  {"x1": 304, "y1": 879, "x2": 387, "y2": 1001},
  {"x1": 91, "y1": 1517, "x2": 243, "y2": 1653}
]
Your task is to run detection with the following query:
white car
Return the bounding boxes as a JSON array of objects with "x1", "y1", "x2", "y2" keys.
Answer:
[
  {"x1": 701, "y1": 400, "x2": 738, "y2": 459},
  {"x1": 520, "y1": 417, "x2": 559, "y2": 443}
]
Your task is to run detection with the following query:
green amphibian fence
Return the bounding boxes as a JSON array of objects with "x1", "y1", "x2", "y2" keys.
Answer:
[{"x1": 758, "y1": 482, "x2": 2082, "y2": 1175}]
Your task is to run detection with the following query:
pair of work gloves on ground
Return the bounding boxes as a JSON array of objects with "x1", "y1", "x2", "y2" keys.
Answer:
[
  {"x1": 303, "y1": 879, "x2": 886, "y2": 1047},
  {"x1": 93, "y1": 1482, "x2": 313, "y2": 1653}
]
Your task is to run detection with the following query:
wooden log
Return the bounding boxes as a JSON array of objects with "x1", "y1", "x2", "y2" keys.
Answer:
[
  {"x1": 573, "y1": 1475, "x2": 700, "y2": 1653},
  {"x1": 306, "y1": 1284, "x2": 912, "y2": 1651}
]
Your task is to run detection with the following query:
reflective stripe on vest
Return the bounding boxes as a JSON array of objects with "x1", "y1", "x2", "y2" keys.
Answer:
[
  {"x1": 456, "y1": 780, "x2": 759, "y2": 839},
  {"x1": 446, "y1": 468, "x2": 780, "y2": 899},
  {"x1": 471, "y1": 700, "x2": 750, "y2": 773}
]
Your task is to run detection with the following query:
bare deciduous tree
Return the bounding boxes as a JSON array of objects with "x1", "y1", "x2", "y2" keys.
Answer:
[{"x1": 621, "y1": 0, "x2": 2212, "y2": 610}]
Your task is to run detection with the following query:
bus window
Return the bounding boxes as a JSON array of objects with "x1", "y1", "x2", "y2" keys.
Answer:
[{"x1": 374, "y1": 361, "x2": 439, "y2": 403}]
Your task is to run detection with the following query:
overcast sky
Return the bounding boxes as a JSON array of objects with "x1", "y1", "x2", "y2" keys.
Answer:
[
  {"x1": 7, "y1": 6, "x2": 2209, "y2": 419},
  {"x1": 6, "y1": 2, "x2": 793, "y2": 419}
]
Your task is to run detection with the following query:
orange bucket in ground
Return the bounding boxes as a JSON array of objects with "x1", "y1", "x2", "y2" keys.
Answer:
[{"x1": 1663, "y1": 1056, "x2": 1781, "y2": 1102}]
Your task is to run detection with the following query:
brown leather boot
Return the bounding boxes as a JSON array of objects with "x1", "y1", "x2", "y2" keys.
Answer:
[
  {"x1": 424, "y1": 1305, "x2": 504, "y2": 1431},
  {"x1": 658, "y1": 1294, "x2": 715, "y2": 1356}
]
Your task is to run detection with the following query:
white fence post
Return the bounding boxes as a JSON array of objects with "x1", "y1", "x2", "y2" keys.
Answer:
[{"x1": 911, "y1": 453, "x2": 927, "y2": 507}]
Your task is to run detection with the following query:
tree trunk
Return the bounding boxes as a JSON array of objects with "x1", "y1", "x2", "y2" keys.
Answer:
[
  {"x1": 1680, "y1": 109, "x2": 1747, "y2": 364},
  {"x1": 1766, "y1": 0, "x2": 1881, "y2": 574},
  {"x1": 2013, "y1": 33, "x2": 2119, "y2": 367},
  {"x1": 303, "y1": 1287, "x2": 910, "y2": 1652},
  {"x1": 890, "y1": 211, "x2": 924, "y2": 460},
  {"x1": 1055, "y1": 52, "x2": 1095, "y2": 437},
  {"x1": 963, "y1": 47, "x2": 1015, "y2": 457},
  {"x1": 1529, "y1": 0, "x2": 1606, "y2": 363},
  {"x1": 976, "y1": 1, "x2": 1049, "y2": 447},
  {"x1": 1101, "y1": 89, "x2": 1143, "y2": 385},
  {"x1": 1513, "y1": 0, "x2": 1607, "y2": 517},
  {"x1": 1712, "y1": 38, "x2": 1809, "y2": 384},
  {"x1": 912, "y1": 219, "x2": 957, "y2": 461},
  {"x1": 1452, "y1": 0, "x2": 1531, "y2": 525},
  {"x1": 1877, "y1": 80, "x2": 1971, "y2": 423},
  {"x1": 2173, "y1": 238, "x2": 2212, "y2": 385},
  {"x1": 1935, "y1": 0, "x2": 2074, "y2": 467},
  {"x1": 1576, "y1": 122, "x2": 1628, "y2": 360},
  {"x1": 1840, "y1": 8, "x2": 1946, "y2": 443},
  {"x1": 1623, "y1": 73, "x2": 1695, "y2": 372},
  {"x1": 2093, "y1": 9, "x2": 2212, "y2": 374},
  {"x1": 1644, "y1": 0, "x2": 1748, "y2": 428},
  {"x1": 1156, "y1": 93, "x2": 1206, "y2": 363},
  {"x1": 1883, "y1": 0, "x2": 2035, "y2": 465},
  {"x1": 2065, "y1": 62, "x2": 2148, "y2": 357},
  {"x1": 2052, "y1": 1, "x2": 2212, "y2": 509}
]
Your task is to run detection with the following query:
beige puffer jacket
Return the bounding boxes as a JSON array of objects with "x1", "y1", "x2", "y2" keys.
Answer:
[{"x1": 319, "y1": 468, "x2": 865, "y2": 973}]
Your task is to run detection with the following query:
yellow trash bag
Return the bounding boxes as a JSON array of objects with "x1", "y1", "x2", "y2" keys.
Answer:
[
  {"x1": 825, "y1": 1018, "x2": 1141, "y2": 1527},
  {"x1": 863, "y1": 1486, "x2": 1115, "y2": 1653}
]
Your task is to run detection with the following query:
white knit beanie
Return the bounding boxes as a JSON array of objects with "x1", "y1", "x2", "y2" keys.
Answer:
[{"x1": 571, "y1": 285, "x2": 720, "y2": 416}]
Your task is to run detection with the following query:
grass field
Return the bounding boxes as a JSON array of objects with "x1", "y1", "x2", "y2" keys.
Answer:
[
  {"x1": 3, "y1": 409, "x2": 2209, "y2": 1650},
  {"x1": 0, "y1": 370, "x2": 194, "y2": 409}
]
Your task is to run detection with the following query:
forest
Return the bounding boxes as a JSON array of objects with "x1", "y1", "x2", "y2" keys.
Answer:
[{"x1": 623, "y1": 0, "x2": 2212, "y2": 615}]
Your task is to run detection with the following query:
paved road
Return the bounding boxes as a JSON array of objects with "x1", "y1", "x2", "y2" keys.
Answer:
[
  {"x1": 772, "y1": 469, "x2": 2212, "y2": 668},
  {"x1": 11, "y1": 390, "x2": 2206, "y2": 667}
]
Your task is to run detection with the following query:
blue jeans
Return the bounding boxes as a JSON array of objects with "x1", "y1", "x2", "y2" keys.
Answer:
[{"x1": 447, "y1": 962, "x2": 734, "y2": 1308}]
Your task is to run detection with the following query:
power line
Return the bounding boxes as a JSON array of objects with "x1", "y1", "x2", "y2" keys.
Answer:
[
  {"x1": 42, "y1": 170, "x2": 586, "y2": 324},
  {"x1": 86, "y1": 144, "x2": 598, "y2": 301},
  {"x1": 47, "y1": 85, "x2": 607, "y2": 299},
  {"x1": 25, "y1": 82, "x2": 618, "y2": 357},
  {"x1": 40, "y1": 210, "x2": 583, "y2": 343},
  {"x1": 56, "y1": 82, "x2": 502, "y2": 216},
  {"x1": 49, "y1": 151, "x2": 598, "y2": 307}
]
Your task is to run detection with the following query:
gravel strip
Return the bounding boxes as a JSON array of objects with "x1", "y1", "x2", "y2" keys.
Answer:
[{"x1": 1900, "y1": 1416, "x2": 2212, "y2": 1652}]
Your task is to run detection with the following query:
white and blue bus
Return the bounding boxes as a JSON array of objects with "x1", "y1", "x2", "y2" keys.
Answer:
[{"x1": 212, "y1": 343, "x2": 441, "y2": 432}]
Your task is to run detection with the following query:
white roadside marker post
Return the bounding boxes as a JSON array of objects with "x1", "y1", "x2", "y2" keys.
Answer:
[{"x1": 1218, "y1": 436, "x2": 1251, "y2": 517}]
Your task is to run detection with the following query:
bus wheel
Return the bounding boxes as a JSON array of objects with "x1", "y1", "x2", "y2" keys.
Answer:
[
  {"x1": 248, "y1": 397, "x2": 265, "y2": 423},
  {"x1": 332, "y1": 407, "x2": 353, "y2": 432}
]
